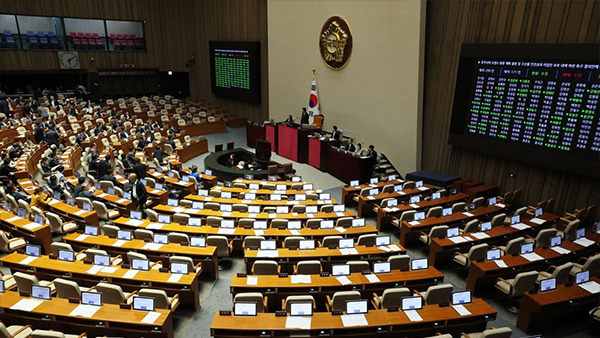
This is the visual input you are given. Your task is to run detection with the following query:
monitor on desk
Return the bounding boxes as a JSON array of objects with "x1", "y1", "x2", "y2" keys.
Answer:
[
  {"x1": 290, "y1": 302, "x2": 313, "y2": 316},
  {"x1": 58, "y1": 250, "x2": 74, "y2": 262},
  {"x1": 245, "y1": 193, "x2": 256, "y2": 200},
  {"x1": 205, "y1": 169, "x2": 212, "y2": 176},
  {"x1": 131, "y1": 258, "x2": 150, "y2": 271},
  {"x1": 191, "y1": 236, "x2": 206, "y2": 247},
  {"x1": 3, "y1": 202, "x2": 10, "y2": 211},
  {"x1": 192, "y1": 202, "x2": 204, "y2": 210},
  {"x1": 320, "y1": 220, "x2": 334, "y2": 229},
  {"x1": 346, "y1": 299, "x2": 368, "y2": 314},
  {"x1": 370, "y1": 178, "x2": 379, "y2": 184},
  {"x1": 350, "y1": 180, "x2": 359, "y2": 187},
  {"x1": 288, "y1": 221, "x2": 301, "y2": 230},
  {"x1": 67, "y1": 198, "x2": 75, "y2": 206},
  {"x1": 447, "y1": 227, "x2": 459, "y2": 238},
  {"x1": 295, "y1": 194, "x2": 306, "y2": 201},
  {"x1": 0, "y1": 280, "x2": 4, "y2": 293},
  {"x1": 339, "y1": 238, "x2": 354, "y2": 249},
  {"x1": 133, "y1": 296, "x2": 155, "y2": 311},
  {"x1": 511, "y1": 215, "x2": 520, "y2": 225},
  {"x1": 595, "y1": 221, "x2": 600, "y2": 232},
  {"x1": 234, "y1": 302, "x2": 257, "y2": 316},
  {"x1": 394, "y1": 185, "x2": 403, "y2": 193},
  {"x1": 130, "y1": 211, "x2": 142, "y2": 220},
  {"x1": 268, "y1": 176, "x2": 278, "y2": 182},
  {"x1": 84, "y1": 225, "x2": 99, "y2": 236},
  {"x1": 220, "y1": 204, "x2": 233, "y2": 212},
  {"x1": 373, "y1": 261, "x2": 391, "y2": 274},
  {"x1": 94, "y1": 254, "x2": 110, "y2": 266},
  {"x1": 320, "y1": 193, "x2": 331, "y2": 200},
  {"x1": 244, "y1": 174, "x2": 254, "y2": 180},
  {"x1": 170, "y1": 262, "x2": 189, "y2": 275},
  {"x1": 25, "y1": 244, "x2": 41, "y2": 257},
  {"x1": 431, "y1": 192, "x2": 441, "y2": 200},
  {"x1": 249, "y1": 183, "x2": 260, "y2": 190},
  {"x1": 299, "y1": 239, "x2": 315, "y2": 250},
  {"x1": 452, "y1": 291, "x2": 472, "y2": 305},
  {"x1": 376, "y1": 235, "x2": 391, "y2": 246},
  {"x1": 540, "y1": 278, "x2": 557, "y2": 292},
  {"x1": 411, "y1": 258, "x2": 428, "y2": 270},
  {"x1": 94, "y1": 182, "x2": 101, "y2": 190},
  {"x1": 401, "y1": 296, "x2": 423, "y2": 311},
  {"x1": 352, "y1": 218, "x2": 365, "y2": 228},
  {"x1": 198, "y1": 189, "x2": 209, "y2": 197},
  {"x1": 414, "y1": 212, "x2": 425, "y2": 221},
  {"x1": 576, "y1": 270, "x2": 590, "y2": 284},
  {"x1": 17, "y1": 208, "x2": 25, "y2": 218},
  {"x1": 52, "y1": 191, "x2": 61, "y2": 200},
  {"x1": 248, "y1": 205, "x2": 261, "y2": 214},
  {"x1": 410, "y1": 196, "x2": 421, "y2": 204},
  {"x1": 123, "y1": 192, "x2": 132, "y2": 200},
  {"x1": 276, "y1": 206, "x2": 289, "y2": 214},
  {"x1": 221, "y1": 220, "x2": 235, "y2": 229},
  {"x1": 369, "y1": 188, "x2": 379, "y2": 196},
  {"x1": 155, "y1": 183, "x2": 164, "y2": 191},
  {"x1": 292, "y1": 176, "x2": 302, "y2": 182},
  {"x1": 442, "y1": 207, "x2": 453, "y2": 216},
  {"x1": 535, "y1": 208, "x2": 543, "y2": 218},
  {"x1": 388, "y1": 175, "x2": 396, "y2": 181},
  {"x1": 225, "y1": 181, "x2": 234, "y2": 188},
  {"x1": 416, "y1": 181, "x2": 424, "y2": 188},
  {"x1": 153, "y1": 233, "x2": 168, "y2": 244},
  {"x1": 82, "y1": 202, "x2": 92, "y2": 211},
  {"x1": 332, "y1": 264, "x2": 350, "y2": 276},
  {"x1": 253, "y1": 221, "x2": 267, "y2": 230},
  {"x1": 333, "y1": 205, "x2": 345, "y2": 212},
  {"x1": 167, "y1": 198, "x2": 179, "y2": 207},
  {"x1": 488, "y1": 197, "x2": 497, "y2": 206},
  {"x1": 270, "y1": 194, "x2": 282, "y2": 201},
  {"x1": 260, "y1": 240, "x2": 277, "y2": 250},
  {"x1": 481, "y1": 221, "x2": 492, "y2": 232},
  {"x1": 520, "y1": 242, "x2": 534, "y2": 254},
  {"x1": 276, "y1": 184, "x2": 286, "y2": 191},
  {"x1": 117, "y1": 230, "x2": 132, "y2": 241},
  {"x1": 182, "y1": 176, "x2": 190, "y2": 183},
  {"x1": 32, "y1": 213, "x2": 44, "y2": 224},
  {"x1": 576, "y1": 228, "x2": 586, "y2": 239},
  {"x1": 305, "y1": 206, "x2": 318, "y2": 214},
  {"x1": 81, "y1": 291, "x2": 102, "y2": 306},
  {"x1": 486, "y1": 249, "x2": 501, "y2": 261},
  {"x1": 550, "y1": 236, "x2": 562, "y2": 247},
  {"x1": 221, "y1": 191, "x2": 232, "y2": 199},
  {"x1": 108, "y1": 187, "x2": 115, "y2": 195},
  {"x1": 31, "y1": 285, "x2": 51, "y2": 300}
]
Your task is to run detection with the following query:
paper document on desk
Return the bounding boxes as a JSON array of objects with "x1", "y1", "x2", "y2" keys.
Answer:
[
  {"x1": 222, "y1": 212, "x2": 232, "y2": 217},
  {"x1": 256, "y1": 250, "x2": 279, "y2": 258},
  {"x1": 306, "y1": 214, "x2": 314, "y2": 218},
  {"x1": 101, "y1": 267, "x2": 118, "y2": 274},
  {"x1": 217, "y1": 228, "x2": 235, "y2": 235},
  {"x1": 511, "y1": 223, "x2": 530, "y2": 230},
  {"x1": 268, "y1": 213, "x2": 276, "y2": 218},
  {"x1": 579, "y1": 281, "x2": 600, "y2": 294},
  {"x1": 289, "y1": 230, "x2": 300, "y2": 236},
  {"x1": 126, "y1": 219, "x2": 144, "y2": 227},
  {"x1": 574, "y1": 237, "x2": 595, "y2": 247},
  {"x1": 205, "y1": 196, "x2": 213, "y2": 201},
  {"x1": 463, "y1": 212, "x2": 475, "y2": 217},
  {"x1": 19, "y1": 256, "x2": 38, "y2": 265},
  {"x1": 113, "y1": 240, "x2": 126, "y2": 247},
  {"x1": 336, "y1": 276, "x2": 352, "y2": 285},
  {"x1": 339, "y1": 248, "x2": 358, "y2": 256},
  {"x1": 494, "y1": 260, "x2": 508, "y2": 268},
  {"x1": 49, "y1": 199, "x2": 60, "y2": 205},
  {"x1": 495, "y1": 203, "x2": 506, "y2": 208},
  {"x1": 242, "y1": 200, "x2": 251, "y2": 204},
  {"x1": 74, "y1": 234, "x2": 89, "y2": 241},
  {"x1": 366, "y1": 196, "x2": 375, "y2": 200},
  {"x1": 142, "y1": 243, "x2": 163, "y2": 251},
  {"x1": 23, "y1": 223, "x2": 42, "y2": 230},
  {"x1": 409, "y1": 204, "x2": 420, "y2": 208},
  {"x1": 123, "y1": 270, "x2": 138, "y2": 279},
  {"x1": 521, "y1": 252, "x2": 544, "y2": 262},
  {"x1": 389, "y1": 244, "x2": 402, "y2": 252},
  {"x1": 418, "y1": 187, "x2": 429, "y2": 191},
  {"x1": 341, "y1": 314, "x2": 368, "y2": 327},
  {"x1": 529, "y1": 218, "x2": 545, "y2": 225},
  {"x1": 171, "y1": 207, "x2": 185, "y2": 213},
  {"x1": 291, "y1": 275, "x2": 311, "y2": 284},
  {"x1": 336, "y1": 212, "x2": 345, "y2": 217},
  {"x1": 404, "y1": 309, "x2": 423, "y2": 322},
  {"x1": 550, "y1": 246, "x2": 571, "y2": 254},
  {"x1": 253, "y1": 230, "x2": 265, "y2": 236},
  {"x1": 185, "y1": 209, "x2": 199, "y2": 214},
  {"x1": 285, "y1": 316, "x2": 311, "y2": 329},
  {"x1": 408, "y1": 221, "x2": 420, "y2": 226},
  {"x1": 86, "y1": 265, "x2": 103, "y2": 275},
  {"x1": 98, "y1": 193, "x2": 108, "y2": 198},
  {"x1": 74, "y1": 210, "x2": 87, "y2": 216},
  {"x1": 287, "y1": 201, "x2": 299, "y2": 205},
  {"x1": 168, "y1": 273, "x2": 183, "y2": 283},
  {"x1": 248, "y1": 213, "x2": 258, "y2": 218},
  {"x1": 398, "y1": 191, "x2": 406, "y2": 195},
  {"x1": 378, "y1": 246, "x2": 392, "y2": 252},
  {"x1": 452, "y1": 304, "x2": 471, "y2": 316},
  {"x1": 70, "y1": 304, "x2": 101, "y2": 318},
  {"x1": 365, "y1": 274, "x2": 380, "y2": 283},
  {"x1": 335, "y1": 227, "x2": 347, "y2": 233},
  {"x1": 10, "y1": 299, "x2": 43, "y2": 312},
  {"x1": 141, "y1": 311, "x2": 161, "y2": 324},
  {"x1": 6, "y1": 216, "x2": 20, "y2": 222},
  {"x1": 246, "y1": 276, "x2": 258, "y2": 285},
  {"x1": 470, "y1": 232, "x2": 490, "y2": 240},
  {"x1": 449, "y1": 236, "x2": 468, "y2": 244}
]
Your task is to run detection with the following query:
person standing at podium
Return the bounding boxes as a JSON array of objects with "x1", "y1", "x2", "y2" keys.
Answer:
[
  {"x1": 300, "y1": 107, "x2": 309, "y2": 125},
  {"x1": 331, "y1": 126, "x2": 341, "y2": 141},
  {"x1": 346, "y1": 138, "x2": 356, "y2": 152}
]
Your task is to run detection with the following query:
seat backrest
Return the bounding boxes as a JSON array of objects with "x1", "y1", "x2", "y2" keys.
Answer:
[
  {"x1": 234, "y1": 292, "x2": 265, "y2": 312},
  {"x1": 335, "y1": 217, "x2": 353, "y2": 228},
  {"x1": 96, "y1": 282, "x2": 125, "y2": 304},
  {"x1": 206, "y1": 216, "x2": 222, "y2": 226},
  {"x1": 480, "y1": 327, "x2": 513, "y2": 338},
  {"x1": 51, "y1": 242, "x2": 74, "y2": 256},
  {"x1": 134, "y1": 229, "x2": 153, "y2": 241},
  {"x1": 283, "y1": 236, "x2": 304, "y2": 248},
  {"x1": 285, "y1": 295, "x2": 315, "y2": 313},
  {"x1": 388, "y1": 255, "x2": 411, "y2": 270},
  {"x1": 380, "y1": 287, "x2": 411, "y2": 309},
  {"x1": 54, "y1": 278, "x2": 82, "y2": 299},
  {"x1": 535, "y1": 228, "x2": 558, "y2": 248},
  {"x1": 322, "y1": 236, "x2": 343, "y2": 247},
  {"x1": 491, "y1": 213, "x2": 507, "y2": 227},
  {"x1": 511, "y1": 271, "x2": 539, "y2": 297},
  {"x1": 504, "y1": 236, "x2": 525, "y2": 255},
  {"x1": 463, "y1": 219, "x2": 480, "y2": 233},
  {"x1": 357, "y1": 234, "x2": 377, "y2": 246},
  {"x1": 428, "y1": 225, "x2": 449, "y2": 239},
  {"x1": 296, "y1": 260, "x2": 321, "y2": 275},
  {"x1": 30, "y1": 330, "x2": 66, "y2": 338},
  {"x1": 168, "y1": 232, "x2": 189, "y2": 244},
  {"x1": 139, "y1": 288, "x2": 170, "y2": 309},
  {"x1": 348, "y1": 260, "x2": 370, "y2": 273},
  {"x1": 13, "y1": 271, "x2": 39, "y2": 293},
  {"x1": 173, "y1": 213, "x2": 190, "y2": 225},
  {"x1": 467, "y1": 243, "x2": 489, "y2": 263},
  {"x1": 306, "y1": 218, "x2": 322, "y2": 229},
  {"x1": 101, "y1": 224, "x2": 119, "y2": 237},
  {"x1": 452, "y1": 202, "x2": 466, "y2": 212},
  {"x1": 583, "y1": 253, "x2": 600, "y2": 275},
  {"x1": 426, "y1": 206, "x2": 443, "y2": 218},
  {"x1": 563, "y1": 219, "x2": 580, "y2": 241},
  {"x1": 252, "y1": 260, "x2": 278, "y2": 275},
  {"x1": 423, "y1": 283, "x2": 453, "y2": 304},
  {"x1": 551, "y1": 262, "x2": 574, "y2": 284},
  {"x1": 403, "y1": 181, "x2": 416, "y2": 189},
  {"x1": 399, "y1": 210, "x2": 416, "y2": 222},
  {"x1": 169, "y1": 255, "x2": 195, "y2": 273},
  {"x1": 206, "y1": 235, "x2": 230, "y2": 257},
  {"x1": 331, "y1": 290, "x2": 361, "y2": 311},
  {"x1": 127, "y1": 251, "x2": 148, "y2": 263},
  {"x1": 271, "y1": 219, "x2": 288, "y2": 229},
  {"x1": 471, "y1": 196, "x2": 485, "y2": 208},
  {"x1": 243, "y1": 236, "x2": 265, "y2": 249}
]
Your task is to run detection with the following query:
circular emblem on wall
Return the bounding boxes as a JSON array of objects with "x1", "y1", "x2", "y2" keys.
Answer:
[{"x1": 319, "y1": 16, "x2": 353, "y2": 70}]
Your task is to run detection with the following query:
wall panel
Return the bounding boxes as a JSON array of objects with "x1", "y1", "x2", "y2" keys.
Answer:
[{"x1": 423, "y1": 0, "x2": 600, "y2": 220}]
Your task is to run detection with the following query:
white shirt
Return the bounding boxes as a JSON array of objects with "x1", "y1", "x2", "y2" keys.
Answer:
[{"x1": 132, "y1": 180, "x2": 138, "y2": 199}]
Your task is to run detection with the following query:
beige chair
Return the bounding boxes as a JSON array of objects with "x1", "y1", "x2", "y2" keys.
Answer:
[
  {"x1": 0, "y1": 271, "x2": 16, "y2": 291},
  {"x1": 50, "y1": 242, "x2": 86, "y2": 260},
  {"x1": 321, "y1": 236, "x2": 343, "y2": 247},
  {"x1": 95, "y1": 282, "x2": 137, "y2": 304},
  {"x1": 471, "y1": 197, "x2": 485, "y2": 209},
  {"x1": 391, "y1": 210, "x2": 416, "y2": 228},
  {"x1": 92, "y1": 201, "x2": 120, "y2": 222},
  {"x1": 134, "y1": 229, "x2": 154, "y2": 241},
  {"x1": 491, "y1": 213, "x2": 507, "y2": 227},
  {"x1": 371, "y1": 287, "x2": 411, "y2": 309},
  {"x1": 461, "y1": 219, "x2": 481, "y2": 234},
  {"x1": 127, "y1": 251, "x2": 162, "y2": 270},
  {"x1": 570, "y1": 253, "x2": 600, "y2": 276},
  {"x1": 232, "y1": 204, "x2": 248, "y2": 213},
  {"x1": 99, "y1": 180, "x2": 115, "y2": 192},
  {"x1": 17, "y1": 200, "x2": 32, "y2": 219},
  {"x1": 0, "y1": 230, "x2": 27, "y2": 253},
  {"x1": 0, "y1": 322, "x2": 33, "y2": 338},
  {"x1": 403, "y1": 181, "x2": 416, "y2": 189},
  {"x1": 419, "y1": 225, "x2": 448, "y2": 245},
  {"x1": 537, "y1": 262, "x2": 573, "y2": 284},
  {"x1": 243, "y1": 236, "x2": 265, "y2": 249},
  {"x1": 238, "y1": 218, "x2": 254, "y2": 229},
  {"x1": 251, "y1": 260, "x2": 279, "y2": 275},
  {"x1": 590, "y1": 306, "x2": 600, "y2": 322},
  {"x1": 84, "y1": 248, "x2": 123, "y2": 265},
  {"x1": 262, "y1": 206, "x2": 276, "y2": 214},
  {"x1": 146, "y1": 209, "x2": 159, "y2": 222},
  {"x1": 320, "y1": 205, "x2": 333, "y2": 213},
  {"x1": 206, "y1": 235, "x2": 233, "y2": 257},
  {"x1": 168, "y1": 232, "x2": 189, "y2": 244},
  {"x1": 54, "y1": 278, "x2": 94, "y2": 299},
  {"x1": 138, "y1": 288, "x2": 179, "y2": 310},
  {"x1": 459, "y1": 327, "x2": 512, "y2": 338},
  {"x1": 357, "y1": 234, "x2": 377, "y2": 246},
  {"x1": 454, "y1": 243, "x2": 489, "y2": 267},
  {"x1": 452, "y1": 202, "x2": 467, "y2": 213},
  {"x1": 283, "y1": 236, "x2": 304, "y2": 248},
  {"x1": 46, "y1": 212, "x2": 78, "y2": 234},
  {"x1": 495, "y1": 270, "x2": 538, "y2": 298},
  {"x1": 335, "y1": 217, "x2": 353, "y2": 228},
  {"x1": 233, "y1": 292, "x2": 267, "y2": 313},
  {"x1": 169, "y1": 256, "x2": 202, "y2": 273},
  {"x1": 348, "y1": 260, "x2": 370, "y2": 273},
  {"x1": 496, "y1": 236, "x2": 524, "y2": 255},
  {"x1": 172, "y1": 213, "x2": 190, "y2": 225},
  {"x1": 13, "y1": 272, "x2": 55, "y2": 293},
  {"x1": 283, "y1": 295, "x2": 316, "y2": 313},
  {"x1": 557, "y1": 219, "x2": 580, "y2": 241},
  {"x1": 326, "y1": 290, "x2": 361, "y2": 312},
  {"x1": 353, "y1": 188, "x2": 371, "y2": 202},
  {"x1": 415, "y1": 283, "x2": 453, "y2": 305},
  {"x1": 206, "y1": 216, "x2": 222, "y2": 227},
  {"x1": 388, "y1": 255, "x2": 411, "y2": 270},
  {"x1": 295, "y1": 260, "x2": 322, "y2": 275},
  {"x1": 271, "y1": 219, "x2": 288, "y2": 230},
  {"x1": 306, "y1": 218, "x2": 323, "y2": 229},
  {"x1": 426, "y1": 206, "x2": 443, "y2": 218},
  {"x1": 525, "y1": 228, "x2": 558, "y2": 248},
  {"x1": 100, "y1": 224, "x2": 119, "y2": 237}
]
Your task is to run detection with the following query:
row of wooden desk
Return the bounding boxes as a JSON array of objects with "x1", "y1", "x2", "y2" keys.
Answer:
[
  {"x1": 356, "y1": 185, "x2": 435, "y2": 218},
  {"x1": 0, "y1": 210, "x2": 53, "y2": 254}
]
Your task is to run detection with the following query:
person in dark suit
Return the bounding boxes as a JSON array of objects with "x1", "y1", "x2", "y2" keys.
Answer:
[
  {"x1": 126, "y1": 147, "x2": 136, "y2": 167},
  {"x1": 126, "y1": 173, "x2": 147, "y2": 213},
  {"x1": 346, "y1": 138, "x2": 356, "y2": 152},
  {"x1": 97, "y1": 154, "x2": 112, "y2": 177},
  {"x1": 165, "y1": 135, "x2": 176, "y2": 149},
  {"x1": 300, "y1": 107, "x2": 309, "y2": 125},
  {"x1": 331, "y1": 126, "x2": 341, "y2": 141},
  {"x1": 227, "y1": 154, "x2": 236, "y2": 167},
  {"x1": 45, "y1": 127, "x2": 60, "y2": 147},
  {"x1": 111, "y1": 118, "x2": 122, "y2": 130},
  {"x1": 153, "y1": 146, "x2": 165, "y2": 165},
  {"x1": 22, "y1": 102, "x2": 34, "y2": 119},
  {"x1": 73, "y1": 177, "x2": 86, "y2": 198},
  {"x1": 76, "y1": 129, "x2": 88, "y2": 145},
  {"x1": 367, "y1": 145, "x2": 377, "y2": 166},
  {"x1": 132, "y1": 158, "x2": 146, "y2": 179},
  {"x1": 0, "y1": 97, "x2": 10, "y2": 118},
  {"x1": 34, "y1": 122, "x2": 46, "y2": 143},
  {"x1": 120, "y1": 129, "x2": 130, "y2": 140}
]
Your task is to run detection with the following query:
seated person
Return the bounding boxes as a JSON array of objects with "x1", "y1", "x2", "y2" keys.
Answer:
[
  {"x1": 8, "y1": 185, "x2": 30, "y2": 203},
  {"x1": 30, "y1": 187, "x2": 51, "y2": 209},
  {"x1": 153, "y1": 146, "x2": 166, "y2": 165},
  {"x1": 189, "y1": 165, "x2": 201, "y2": 181},
  {"x1": 47, "y1": 175, "x2": 65, "y2": 196}
]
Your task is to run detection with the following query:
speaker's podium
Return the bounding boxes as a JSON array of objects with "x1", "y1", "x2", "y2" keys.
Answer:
[
  {"x1": 255, "y1": 139, "x2": 271, "y2": 161},
  {"x1": 276, "y1": 123, "x2": 316, "y2": 163}
]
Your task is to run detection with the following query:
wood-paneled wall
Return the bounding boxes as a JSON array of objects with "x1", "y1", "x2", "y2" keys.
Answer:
[{"x1": 422, "y1": 0, "x2": 600, "y2": 220}]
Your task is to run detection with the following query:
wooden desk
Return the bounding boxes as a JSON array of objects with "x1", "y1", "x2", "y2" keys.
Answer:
[
  {"x1": 230, "y1": 269, "x2": 445, "y2": 311},
  {"x1": 244, "y1": 244, "x2": 406, "y2": 274},
  {"x1": 517, "y1": 277, "x2": 600, "y2": 333},
  {"x1": 329, "y1": 147, "x2": 372, "y2": 185},
  {"x1": 377, "y1": 193, "x2": 469, "y2": 230},
  {"x1": 63, "y1": 232, "x2": 218, "y2": 279},
  {"x1": 211, "y1": 185, "x2": 324, "y2": 197},
  {"x1": 176, "y1": 138, "x2": 208, "y2": 163},
  {"x1": 357, "y1": 185, "x2": 435, "y2": 218},
  {"x1": 307, "y1": 137, "x2": 339, "y2": 171},
  {"x1": 0, "y1": 290, "x2": 173, "y2": 338},
  {"x1": 341, "y1": 181, "x2": 404, "y2": 206},
  {"x1": 179, "y1": 120, "x2": 227, "y2": 136},
  {"x1": 1, "y1": 252, "x2": 201, "y2": 310},
  {"x1": 400, "y1": 204, "x2": 508, "y2": 246},
  {"x1": 466, "y1": 232, "x2": 600, "y2": 293},
  {"x1": 210, "y1": 299, "x2": 496, "y2": 337},
  {"x1": 465, "y1": 184, "x2": 498, "y2": 200},
  {"x1": 185, "y1": 194, "x2": 338, "y2": 207},
  {"x1": 0, "y1": 210, "x2": 53, "y2": 254},
  {"x1": 148, "y1": 170, "x2": 196, "y2": 194},
  {"x1": 429, "y1": 212, "x2": 559, "y2": 266}
]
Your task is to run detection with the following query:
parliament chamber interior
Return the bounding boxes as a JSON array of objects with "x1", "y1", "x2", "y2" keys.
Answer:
[{"x1": 0, "y1": 1, "x2": 598, "y2": 337}]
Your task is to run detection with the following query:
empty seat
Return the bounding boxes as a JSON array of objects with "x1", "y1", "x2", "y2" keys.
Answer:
[
  {"x1": 13, "y1": 272, "x2": 55, "y2": 294},
  {"x1": 169, "y1": 256, "x2": 202, "y2": 273},
  {"x1": 496, "y1": 236, "x2": 524, "y2": 256},
  {"x1": 391, "y1": 210, "x2": 416, "y2": 228},
  {"x1": 0, "y1": 230, "x2": 26, "y2": 253},
  {"x1": 138, "y1": 288, "x2": 179, "y2": 310},
  {"x1": 454, "y1": 243, "x2": 489, "y2": 267},
  {"x1": 168, "y1": 232, "x2": 189, "y2": 244},
  {"x1": 50, "y1": 242, "x2": 85, "y2": 260},
  {"x1": 416, "y1": 283, "x2": 453, "y2": 305},
  {"x1": 0, "y1": 322, "x2": 33, "y2": 338},
  {"x1": 357, "y1": 234, "x2": 377, "y2": 246},
  {"x1": 348, "y1": 260, "x2": 370, "y2": 273},
  {"x1": 426, "y1": 206, "x2": 443, "y2": 218},
  {"x1": 495, "y1": 270, "x2": 538, "y2": 298},
  {"x1": 570, "y1": 253, "x2": 600, "y2": 276},
  {"x1": 537, "y1": 262, "x2": 573, "y2": 284},
  {"x1": 233, "y1": 292, "x2": 267, "y2": 313},
  {"x1": 206, "y1": 235, "x2": 232, "y2": 257},
  {"x1": 243, "y1": 236, "x2": 265, "y2": 249},
  {"x1": 295, "y1": 260, "x2": 322, "y2": 275},
  {"x1": 326, "y1": 290, "x2": 361, "y2": 312},
  {"x1": 283, "y1": 236, "x2": 304, "y2": 248},
  {"x1": 251, "y1": 260, "x2": 279, "y2": 275},
  {"x1": 388, "y1": 255, "x2": 411, "y2": 270},
  {"x1": 95, "y1": 282, "x2": 136, "y2": 304},
  {"x1": 46, "y1": 212, "x2": 78, "y2": 234},
  {"x1": 283, "y1": 295, "x2": 315, "y2": 313},
  {"x1": 54, "y1": 278, "x2": 93, "y2": 299},
  {"x1": 419, "y1": 225, "x2": 448, "y2": 245},
  {"x1": 459, "y1": 327, "x2": 512, "y2": 338},
  {"x1": 371, "y1": 287, "x2": 411, "y2": 309},
  {"x1": 321, "y1": 236, "x2": 343, "y2": 247},
  {"x1": 134, "y1": 229, "x2": 154, "y2": 241}
]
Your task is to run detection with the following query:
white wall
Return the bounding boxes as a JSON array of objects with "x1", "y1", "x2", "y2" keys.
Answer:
[{"x1": 268, "y1": 0, "x2": 426, "y2": 175}]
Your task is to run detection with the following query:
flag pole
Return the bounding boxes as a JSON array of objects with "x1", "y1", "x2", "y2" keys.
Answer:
[{"x1": 312, "y1": 68, "x2": 316, "y2": 80}]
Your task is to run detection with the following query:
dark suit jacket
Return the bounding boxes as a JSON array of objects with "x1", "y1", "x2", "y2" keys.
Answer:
[
  {"x1": 97, "y1": 160, "x2": 111, "y2": 177},
  {"x1": 347, "y1": 144, "x2": 356, "y2": 152},
  {"x1": 73, "y1": 184, "x2": 84, "y2": 198},
  {"x1": 126, "y1": 180, "x2": 147, "y2": 205},
  {"x1": 332, "y1": 130, "x2": 341, "y2": 140},
  {"x1": 153, "y1": 150, "x2": 165, "y2": 164},
  {"x1": 120, "y1": 131, "x2": 130, "y2": 140},
  {"x1": 45, "y1": 130, "x2": 60, "y2": 146},
  {"x1": 34, "y1": 126, "x2": 45, "y2": 143},
  {"x1": 133, "y1": 163, "x2": 147, "y2": 179},
  {"x1": 300, "y1": 112, "x2": 309, "y2": 125}
]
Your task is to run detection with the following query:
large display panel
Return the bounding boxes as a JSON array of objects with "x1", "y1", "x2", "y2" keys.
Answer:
[
  {"x1": 449, "y1": 44, "x2": 599, "y2": 177},
  {"x1": 209, "y1": 41, "x2": 261, "y2": 103}
]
